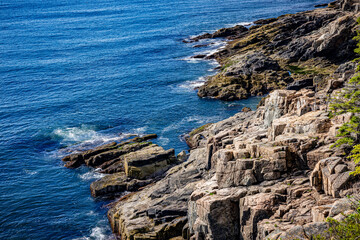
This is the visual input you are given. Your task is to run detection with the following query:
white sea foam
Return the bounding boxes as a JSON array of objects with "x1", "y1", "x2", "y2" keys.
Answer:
[
  {"x1": 52, "y1": 126, "x2": 125, "y2": 146},
  {"x1": 79, "y1": 170, "x2": 106, "y2": 181},
  {"x1": 89, "y1": 227, "x2": 107, "y2": 240},
  {"x1": 177, "y1": 76, "x2": 207, "y2": 92},
  {"x1": 184, "y1": 115, "x2": 221, "y2": 125},
  {"x1": 181, "y1": 56, "x2": 203, "y2": 63},
  {"x1": 73, "y1": 225, "x2": 114, "y2": 240},
  {"x1": 225, "y1": 21, "x2": 253, "y2": 28},
  {"x1": 50, "y1": 126, "x2": 130, "y2": 158},
  {"x1": 86, "y1": 211, "x2": 97, "y2": 216},
  {"x1": 158, "y1": 136, "x2": 170, "y2": 145},
  {"x1": 53, "y1": 126, "x2": 98, "y2": 143},
  {"x1": 132, "y1": 126, "x2": 148, "y2": 135},
  {"x1": 24, "y1": 169, "x2": 38, "y2": 175}
]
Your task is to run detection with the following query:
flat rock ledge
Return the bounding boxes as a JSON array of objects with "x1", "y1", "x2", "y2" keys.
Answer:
[{"x1": 62, "y1": 134, "x2": 179, "y2": 199}]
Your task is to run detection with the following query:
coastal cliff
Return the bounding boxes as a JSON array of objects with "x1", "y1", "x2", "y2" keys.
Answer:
[{"x1": 63, "y1": 0, "x2": 360, "y2": 239}]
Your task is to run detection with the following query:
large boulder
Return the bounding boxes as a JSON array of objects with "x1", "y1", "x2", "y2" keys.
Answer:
[
  {"x1": 90, "y1": 172, "x2": 152, "y2": 198},
  {"x1": 123, "y1": 145, "x2": 176, "y2": 179},
  {"x1": 310, "y1": 157, "x2": 353, "y2": 197}
]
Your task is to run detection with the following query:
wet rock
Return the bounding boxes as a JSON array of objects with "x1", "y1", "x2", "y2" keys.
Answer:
[
  {"x1": 132, "y1": 134, "x2": 158, "y2": 142},
  {"x1": 90, "y1": 172, "x2": 153, "y2": 198},
  {"x1": 189, "y1": 25, "x2": 248, "y2": 42},
  {"x1": 315, "y1": 3, "x2": 329, "y2": 8},
  {"x1": 193, "y1": 54, "x2": 207, "y2": 59},
  {"x1": 62, "y1": 142, "x2": 117, "y2": 168}
]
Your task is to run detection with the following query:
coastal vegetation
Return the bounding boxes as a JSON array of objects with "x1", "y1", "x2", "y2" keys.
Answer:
[{"x1": 330, "y1": 17, "x2": 360, "y2": 175}]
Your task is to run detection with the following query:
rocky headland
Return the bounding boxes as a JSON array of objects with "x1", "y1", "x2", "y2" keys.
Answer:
[
  {"x1": 193, "y1": 0, "x2": 359, "y2": 101},
  {"x1": 62, "y1": 0, "x2": 360, "y2": 239}
]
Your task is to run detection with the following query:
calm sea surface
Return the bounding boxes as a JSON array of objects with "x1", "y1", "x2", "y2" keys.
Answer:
[{"x1": 0, "y1": 0, "x2": 325, "y2": 239}]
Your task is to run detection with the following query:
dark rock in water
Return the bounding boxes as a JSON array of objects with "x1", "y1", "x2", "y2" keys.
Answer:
[
  {"x1": 90, "y1": 172, "x2": 153, "y2": 198},
  {"x1": 132, "y1": 134, "x2": 157, "y2": 142},
  {"x1": 253, "y1": 18, "x2": 277, "y2": 25},
  {"x1": 85, "y1": 142, "x2": 152, "y2": 168},
  {"x1": 315, "y1": 3, "x2": 329, "y2": 7},
  {"x1": 62, "y1": 134, "x2": 171, "y2": 174},
  {"x1": 191, "y1": 33, "x2": 212, "y2": 42},
  {"x1": 188, "y1": 25, "x2": 248, "y2": 42},
  {"x1": 64, "y1": 155, "x2": 84, "y2": 168},
  {"x1": 192, "y1": 54, "x2": 207, "y2": 59},
  {"x1": 90, "y1": 172, "x2": 128, "y2": 198},
  {"x1": 242, "y1": 107, "x2": 252, "y2": 112},
  {"x1": 193, "y1": 44, "x2": 209, "y2": 48},
  {"x1": 287, "y1": 78, "x2": 313, "y2": 90},
  {"x1": 212, "y1": 25, "x2": 248, "y2": 39},
  {"x1": 62, "y1": 142, "x2": 117, "y2": 168}
]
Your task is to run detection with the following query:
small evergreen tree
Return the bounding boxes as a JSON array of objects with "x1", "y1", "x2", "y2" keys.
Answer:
[
  {"x1": 314, "y1": 198, "x2": 360, "y2": 240},
  {"x1": 330, "y1": 17, "x2": 360, "y2": 175}
]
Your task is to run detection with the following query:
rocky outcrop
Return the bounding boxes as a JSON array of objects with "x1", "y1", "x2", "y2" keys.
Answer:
[
  {"x1": 106, "y1": 82, "x2": 359, "y2": 239},
  {"x1": 185, "y1": 86, "x2": 359, "y2": 240},
  {"x1": 185, "y1": 25, "x2": 248, "y2": 43},
  {"x1": 197, "y1": 52, "x2": 292, "y2": 100},
  {"x1": 192, "y1": 1, "x2": 359, "y2": 100},
  {"x1": 62, "y1": 134, "x2": 177, "y2": 199}
]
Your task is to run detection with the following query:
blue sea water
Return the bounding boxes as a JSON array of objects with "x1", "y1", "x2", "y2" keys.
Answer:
[{"x1": 0, "y1": 0, "x2": 326, "y2": 239}]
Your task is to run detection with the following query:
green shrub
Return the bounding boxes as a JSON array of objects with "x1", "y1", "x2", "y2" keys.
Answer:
[
  {"x1": 315, "y1": 200, "x2": 360, "y2": 240},
  {"x1": 329, "y1": 17, "x2": 360, "y2": 175}
]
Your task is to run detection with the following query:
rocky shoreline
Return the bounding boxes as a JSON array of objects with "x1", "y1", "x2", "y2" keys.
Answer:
[
  {"x1": 190, "y1": 0, "x2": 358, "y2": 101},
  {"x1": 62, "y1": 1, "x2": 360, "y2": 239}
]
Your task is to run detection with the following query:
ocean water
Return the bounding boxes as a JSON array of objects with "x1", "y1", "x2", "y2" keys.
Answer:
[{"x1": 0, "y1": 0, "x2": 326, "y2": 239}]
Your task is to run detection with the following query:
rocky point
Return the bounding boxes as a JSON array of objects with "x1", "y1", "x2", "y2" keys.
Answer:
[{"x1": 62, "y1": 0, "x2": 360, "y2": 239}]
